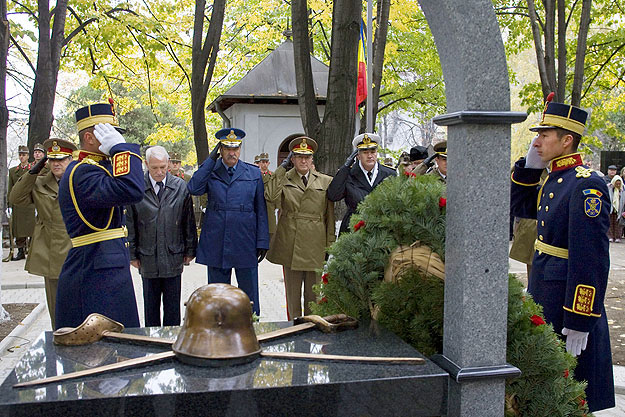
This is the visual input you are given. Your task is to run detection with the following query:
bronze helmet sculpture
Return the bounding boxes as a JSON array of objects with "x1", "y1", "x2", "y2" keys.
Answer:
[{"x1": 173, "y1": 284, "x2": 261, "y2": 366}]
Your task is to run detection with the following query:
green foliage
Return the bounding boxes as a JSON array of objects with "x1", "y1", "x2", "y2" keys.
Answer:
[{"x1": 312, "y1": 170, "x2": 591, "y2": 416}]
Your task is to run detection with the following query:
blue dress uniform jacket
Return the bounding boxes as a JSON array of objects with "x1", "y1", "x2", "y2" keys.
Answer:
[
  {"x1": 327, "y1": 162, "x2": 396, "y2": 235},
  {"x1": 55, "y1": 143, "x2": 144, "y2": 330},
  {"x1": 511, "y1": 153, "x2": 614, "y2": 412},
  {"x1": 187, "y1": 158, "x2": 269, "y2": 268}
]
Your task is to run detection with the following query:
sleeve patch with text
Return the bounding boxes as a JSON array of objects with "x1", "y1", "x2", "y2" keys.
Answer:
[{"x1": 113, "y1": 151, "x2": 131, "y2": 177}]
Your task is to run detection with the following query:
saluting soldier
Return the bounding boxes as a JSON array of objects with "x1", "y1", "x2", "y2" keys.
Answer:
[
  {"x1": 327, "y1": 133, "x2": 396, "y2": 235},
  {"x1": 169, "y1": 152, "x2": 191, "y2": 181},
  {"x1": 258, "y1": 152, "x2": 276, "y2": 240},
  {"x1": 9, "y1": 138, "x2": 77, "y2": 328},
  {"x1": 56, "y1": 101, "x2": 144, "y2": 329},
  {"x1": 187, "y1": 128, "x2": 269, "y2": 316},
  {"x1": 265, "y1": 137, "x2": 335, "y2": 319},
  {"x1": 7, "y1": 145, "x2": 35, "y2": 261},
  {"x1": 510, "y1": 96, "x2": 614, "y2": 412}
]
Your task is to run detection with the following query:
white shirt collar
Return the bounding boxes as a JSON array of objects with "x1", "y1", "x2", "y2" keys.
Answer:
[
  {"x1": 149, "y1": 174, "x2": 166, "y2": 191},
  {"x1": 359, "y1": 161, "x2": 378, "y2": 186}
]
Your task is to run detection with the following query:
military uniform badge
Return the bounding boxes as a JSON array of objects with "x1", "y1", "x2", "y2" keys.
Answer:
[
  {"x1": 584, "y1": 196, "x2": 601, "y2": 218},
  {"x1": 113, "y1": 151, "x2": 131, "y2": 176}
]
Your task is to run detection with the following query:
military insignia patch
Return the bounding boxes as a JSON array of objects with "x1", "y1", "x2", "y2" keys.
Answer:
[
  {"x1": 113, "y1": 151, "x2": 131, "y2": 176},
  {"x1": 584, "y1": 197, "x2": 601, "y2": 217},
  {"x1": 575, "y1": 166, "x2": 592, "y2": 178},
  {"x1": 572, "y1": 285, "x2": 595, "y2": 316},
  {"x1": 583, "y1": 188, "x2": 603, "y2": 197}
]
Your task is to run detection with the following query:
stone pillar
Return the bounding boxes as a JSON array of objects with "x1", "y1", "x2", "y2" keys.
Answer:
[{"x1": 417, "y1": 1, "x2": 526, "y2": 415}]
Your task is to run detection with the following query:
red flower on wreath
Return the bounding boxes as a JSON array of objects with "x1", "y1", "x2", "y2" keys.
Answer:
[
  {"x1": 439, "y1": 197, "x2": 447, "y2": 208},
  {"x1": 404, "y1": 171, "x2": 416, "y2": 178},
  {"x1": 319, "y1": 297, "x2": 328, "y2": 304},
  {"x1": 578, "y1": 398, "x2": 586, "y2": 408},
  {"x1": 563, "y1": 369, "x2": 569, "y2": 378},
  {"x1": 321, "y1": 273, "x2": 329, "y2": 284},
  {"x1": 530, "y1": 315, "x2": 545, "y2": 326},
  {"x1": 354, "y1": 220, "x2": 365, "y2": 231}
]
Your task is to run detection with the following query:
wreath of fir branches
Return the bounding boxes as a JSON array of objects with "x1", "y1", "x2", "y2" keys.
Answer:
[{"x1": 311, "y1": 174, "x2": 591, "y2": 417}]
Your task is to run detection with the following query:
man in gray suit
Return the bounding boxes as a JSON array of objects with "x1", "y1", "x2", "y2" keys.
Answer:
[{"x1": 127, "y1": 146, "x2": 197, "y2": 326}]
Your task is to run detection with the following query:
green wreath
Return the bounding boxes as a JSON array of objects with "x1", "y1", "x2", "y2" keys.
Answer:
[{"x1": 312, "y1": 173, "x2": 591, "y2": 417}]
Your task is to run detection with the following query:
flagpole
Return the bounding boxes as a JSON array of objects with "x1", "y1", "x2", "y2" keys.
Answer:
[{"x1": 366, "y1": 0, "x2": 373, "y2": 132}]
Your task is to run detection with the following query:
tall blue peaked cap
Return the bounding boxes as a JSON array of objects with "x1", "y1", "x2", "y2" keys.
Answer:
[
  {"x1": 216, "y1": 128, "x2": 246, "y2": 148},
  {"x1": 75, "y1": 100, "x2": 125, "y2": 133}
]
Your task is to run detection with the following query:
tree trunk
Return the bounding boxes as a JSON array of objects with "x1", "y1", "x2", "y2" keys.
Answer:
[
  {"x1": 556, "y1": 0, "x2": 566, "y2": 101},
  {"x1": 360, "y1": 0, "x2": 391, "y2": 134},
  {"x1": 526, "y1": 0, "x2": 551, "y2": 99},
  {"x1": 191, "y1": 0, "x2": 226, "y2": 165},
  {"x1": 571, "y1": 0, "x2": 592, "y2": 107},
  {"x1": 543, "y1": 0, "x2": 557, "y2": 95},
  {"x1": 0, "y1": 0, "x2": 11, "y2": 321},
  {"x1": 27, "y1": 0, "x2": 68, "y2": 155},
  {"x1": 292, "y1": 0, "x2": 361, "y2": 174}
]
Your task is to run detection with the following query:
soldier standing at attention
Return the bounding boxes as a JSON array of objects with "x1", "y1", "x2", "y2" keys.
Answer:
[
  {"x1": 56, "y1": 101, "x2": 144, "y2": 329},
  {"x1": 187, "y1": 128, "x2": 269, "y2": 316},
  {"x1": 9, "y1": 139, "x2": 77, "y2": 328},
  {"x1": 510, "y1": 95, "x2": 614, "y2": 412},
  {"x1": 327, "y1": 133, "x2": 396, "y2": 235},
  {"x1": 257, "y1": 152, "x2": 276, "y2": 242},
  {"x1": 169, "y1": 152, "x2": 190, "y2": 181},
  {"x1": 32, "y1": 143, "x2": 49, "y2": 176},
  {"x1": 265, "y1": 137, "x2": 335, "y2": 319},
  {"x1": 7, "y1": 145, "x2": 35, "y2": 261}
]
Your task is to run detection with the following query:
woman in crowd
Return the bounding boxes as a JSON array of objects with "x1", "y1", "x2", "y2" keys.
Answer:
[{"x1": 608, "y1": 174, "x2": 625, "y2": 242}]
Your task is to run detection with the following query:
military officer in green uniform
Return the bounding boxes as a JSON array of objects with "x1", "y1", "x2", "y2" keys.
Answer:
[
  {"x1": 258, "y1": 152, "x2": 276, "y2": 241},
  {"x1": 9, "y1": 138, "x2": 77, "y2": 327},
  {"x1": 7, "y1": 145, "x2": 35, "y2": 260},
  {"x1": 169, "y1": 152, "x2": 191, "y2": 181},
  {"x1": 33, "y1": 142, "x2": 49, "y2": 176}
]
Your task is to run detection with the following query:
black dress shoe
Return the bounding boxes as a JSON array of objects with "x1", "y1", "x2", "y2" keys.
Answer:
[{"x1": 11, "y1": 249, "x2": 25, "y2": 261}]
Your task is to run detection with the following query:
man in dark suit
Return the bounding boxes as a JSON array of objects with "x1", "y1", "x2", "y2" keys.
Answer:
[
  {"x1": 328, "y1": 133, "x2": 397, "y2": 235},
  {"x1": 127, "y1": 145, "x2": 197, "y2": 326}
]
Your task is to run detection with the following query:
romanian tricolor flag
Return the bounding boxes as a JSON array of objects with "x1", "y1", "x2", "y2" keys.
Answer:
[{"x1": 356, "y1": 19, "x2": 367, "y2": 107}]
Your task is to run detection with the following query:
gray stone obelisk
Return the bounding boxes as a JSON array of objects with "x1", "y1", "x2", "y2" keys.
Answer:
[{"x1": 417, "y1": 1, "x2": 526, "y2": 415}]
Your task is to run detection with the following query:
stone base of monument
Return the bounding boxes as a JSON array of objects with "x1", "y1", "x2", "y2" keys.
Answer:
[{"x1": 0, "y1": 321, "x2": 448, "y2": 416}]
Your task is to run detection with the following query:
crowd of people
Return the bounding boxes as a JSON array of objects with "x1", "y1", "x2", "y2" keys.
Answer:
[{"x1": 4, "y1": 99, "x2": 449, "y2": 331}]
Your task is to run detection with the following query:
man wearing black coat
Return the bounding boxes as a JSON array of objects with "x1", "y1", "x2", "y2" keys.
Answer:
[
  {"x1": 328, "y1": 133, "x2": 396, "y2": 235},
  {"x1": 127, "y1": 146, "x2": 197, "y2": 326}
]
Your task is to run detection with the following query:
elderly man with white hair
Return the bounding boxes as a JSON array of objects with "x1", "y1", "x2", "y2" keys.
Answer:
[{"x1": 126, "y1": 145, "x2": 197, "y2": 326}]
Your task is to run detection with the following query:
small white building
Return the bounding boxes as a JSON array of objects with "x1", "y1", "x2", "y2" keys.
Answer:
[{"x1": 208, "y1": 41, "x2": 328, "y2": 168}]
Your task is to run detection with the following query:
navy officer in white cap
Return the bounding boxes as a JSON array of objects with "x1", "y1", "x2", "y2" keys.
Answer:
[{"x1": 328, "y1": 132, "x2": 396, "y2": 235}]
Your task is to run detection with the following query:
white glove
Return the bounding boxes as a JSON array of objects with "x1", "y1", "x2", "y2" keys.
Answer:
[
  {"x1": 94, "y1": 123, "x2": 125, "y2": 156},
  {"x1": 562, "y1": 327, "x2": 589, "y2": 357},
  {"x1": 525, "y1": 135, "x2": 547, "y2": 169}
]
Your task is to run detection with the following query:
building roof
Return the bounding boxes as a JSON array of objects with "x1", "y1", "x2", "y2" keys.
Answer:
[{"x1": 208, "y1": 40, "x2": 328, "y2": 112}]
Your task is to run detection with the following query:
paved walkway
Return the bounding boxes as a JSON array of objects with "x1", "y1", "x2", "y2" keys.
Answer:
[{"x1": 0, "y1": 245, "x2": 624, "y2": 414}]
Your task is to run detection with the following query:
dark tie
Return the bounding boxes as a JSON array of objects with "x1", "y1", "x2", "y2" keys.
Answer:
[
  {"x1": 302, "y1": 175, "x2": 308, "y2": 187},
  {"x1": 367, "y1": 171, "x2": 373, "y2": 182},
  {"x1": 156, "y1": 181, "x2": 164, "y2": 201},
  {"x1": 228, "y1": 166, "x2": 235, "y2": 176}
]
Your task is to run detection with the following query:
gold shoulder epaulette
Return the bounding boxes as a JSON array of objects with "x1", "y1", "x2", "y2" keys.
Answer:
[{"x1": 575, "y1": 166, "x2": 592, "y2": 179}]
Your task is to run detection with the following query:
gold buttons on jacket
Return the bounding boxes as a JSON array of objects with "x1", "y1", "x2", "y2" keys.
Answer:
[
  {"x1": 538, "y1": 206, "x2": 542, "y2": 211},
  {"x1": 541, "y1": 221, "x2": 545, "y2": 226},
  {"x1": 545, "y1": 206, "x2": 549, "y2": 212},
  {"x1": 558, "y1": 178, "x2": 563, "y2": 183},
  {"x1": 539, "y1": 235, "x2": 544, "y2": 241},
  {"x1": 549, "y1": 192, "x2": 554, "y2": 198}
]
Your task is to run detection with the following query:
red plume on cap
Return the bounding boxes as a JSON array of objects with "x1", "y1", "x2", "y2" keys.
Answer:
[
  {"x1": 541, "y1": 92, "x2": 555, "y2": 122},
  {"x1": 108, "y1": 97, "x2": 116, "y2": 116}
]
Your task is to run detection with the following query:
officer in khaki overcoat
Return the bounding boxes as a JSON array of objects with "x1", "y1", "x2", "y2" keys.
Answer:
[
  {"x1": 265, "y1": 137, "x2": 335, "y2": 319},
  {"x1": 7, "y1": 145, "x2": 35, "y2": 260},
  {"x1": 9, "y1": 138, "x2": 77, "y2": 327}
]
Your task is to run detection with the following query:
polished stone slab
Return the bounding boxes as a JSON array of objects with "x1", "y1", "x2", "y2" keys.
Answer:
[{"x1": 0, "y1": 321, "x2": 447, "y2": 416}]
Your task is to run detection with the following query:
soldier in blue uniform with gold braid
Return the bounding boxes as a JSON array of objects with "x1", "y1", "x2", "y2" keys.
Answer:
[
  {"x1": 56, "y1": 101, "x2": 144, "y2": 329},
  {"x1": 510, "y1": 94, "x2": 614, "y2": 412}
]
